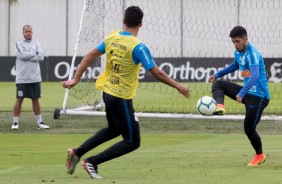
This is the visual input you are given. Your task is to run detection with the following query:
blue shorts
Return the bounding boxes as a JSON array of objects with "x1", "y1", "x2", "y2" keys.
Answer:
[{"x1": 16, "y1": 82, "x2": 41, "y2": 99}]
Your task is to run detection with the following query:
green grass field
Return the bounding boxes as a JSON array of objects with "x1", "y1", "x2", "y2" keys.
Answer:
[
  {"x1": 1, "y1": 133, "x2": 282, "y2": 184},
  {"x1": 1, "y1": 112, "x2": 282, "y2": 184},
  {"x1": 0, "y1": 82, "x2": 282, "y2": 183}
]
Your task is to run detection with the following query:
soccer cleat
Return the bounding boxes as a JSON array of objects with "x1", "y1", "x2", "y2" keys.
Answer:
[
  {"x1": 11, "y1": 122, "x2": 19, "y2": 130},
  {"x1": 247, "y1": 153, "x2": 266, "y2": 166},
  {"x1": 37, "y1": 122, "x2": 49, "y2": 129},
  {"x1": 213, "y1": 107, "x2": 225, "y2": 115},
  {"x1": 66, "y1": 149, "x2": 80, "y2": 175},
  {"x1": 81, "y1": 160, "x2": 102, "y2": 179},
  {"x1": 213, "y1": 104, "x2": 225, "y2": 115}
]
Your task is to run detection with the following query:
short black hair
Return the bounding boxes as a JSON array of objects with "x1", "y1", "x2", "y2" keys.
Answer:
[
  {"x1": 229, "y1": 26, "x2": 247, "y2": 38},
  {"x1": 124, "y1": 6, "x2": 143, "y2": 27}
]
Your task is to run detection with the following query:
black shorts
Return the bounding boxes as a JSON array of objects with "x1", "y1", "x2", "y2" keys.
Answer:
[
  {"x1": 16, "y1": 82, "x2": 41, "y2": 99},
  {"x1": 212, "y1": 80, "x2": 269, "y2": 131},
  {"x1": 103, "y1": 92, "x2": 140, "y2": 144}
]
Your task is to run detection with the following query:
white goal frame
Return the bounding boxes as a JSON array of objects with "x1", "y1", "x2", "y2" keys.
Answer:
[{"x1": 55, "y1": 0, "x2": 282, "y2": 121}]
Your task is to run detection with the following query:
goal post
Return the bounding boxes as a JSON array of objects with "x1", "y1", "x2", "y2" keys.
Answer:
[{"x1": 55, "y1": 0, "x2": 282, "y2": 121}]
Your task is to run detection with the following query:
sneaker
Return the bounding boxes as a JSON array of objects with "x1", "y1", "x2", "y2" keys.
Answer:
[
  {"x1": 37, "y1": 122, "x2": 49, "y2": 129},
  {"x1": 81, "y1": 160, "x2": 102, "y2": 179},
  {"x1": 11, "y1": 122, "x2": 19, "y2": 130},
  {"x1": 213, "y1": 107, "x2": 225, "y2": 115},
  {"x1": 66, "y1": 149, "x2": 80, "y2": 175},
  {"x1": 247, "y1": 153, "x2": 266, "y2": 166}
]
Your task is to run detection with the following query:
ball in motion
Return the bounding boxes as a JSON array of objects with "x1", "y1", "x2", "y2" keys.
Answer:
[{"x1": 196, "y1": 96, "x2": 217, "y2": 116}]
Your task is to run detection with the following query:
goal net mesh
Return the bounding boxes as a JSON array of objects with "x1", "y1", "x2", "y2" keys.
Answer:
[{"x1": 62, "y1": 0, "x2": 282, "y2": 117}]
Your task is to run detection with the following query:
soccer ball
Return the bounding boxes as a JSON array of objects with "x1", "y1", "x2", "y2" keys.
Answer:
[{"x1": 196, "y1": 96, "x2": 217, "y2": 116}]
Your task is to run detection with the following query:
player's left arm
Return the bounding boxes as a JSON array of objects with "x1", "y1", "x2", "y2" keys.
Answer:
[
  {"x1": 236, "y1": 52, "x2": 260, "y2": 102},
  {"x1": 29, "y1": 41, "x2": 44, "y2": 62},
  {"x1": 149, "y1": 66, "x2": 190, "y2": 98},
  {"x1": 133, "y1": 43, "x2": 190, "y2": 98},
  {"x1": 236, "y1": 66, "x2": 259, "y2": 100}
]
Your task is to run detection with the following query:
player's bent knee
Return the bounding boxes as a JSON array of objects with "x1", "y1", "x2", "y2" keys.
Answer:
[
  {"x1": 123, "y1": 139, "x2": 140, "y2": 151},
  {"x1": 212, "y1": 80, "x2": 222, "y2": 90},
  {"x1": 133, "y1": 141, "x2": 140, "y2": 150}
]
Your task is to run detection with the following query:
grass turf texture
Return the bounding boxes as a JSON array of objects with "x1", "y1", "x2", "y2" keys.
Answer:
[
  {"x1": 1, "y1": 112, "x2": 282, "y2": 183},
  {"x1": 1, "y1": 133, "x2": 282, "y2": 184},
  {"x1": 0, "y1": 82, "x2": 282, "y2": 183}
]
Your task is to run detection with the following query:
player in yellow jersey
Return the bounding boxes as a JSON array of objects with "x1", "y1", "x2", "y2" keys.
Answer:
[{"x1": 62, "y1": 6, "x2": 190, "y2": 179}]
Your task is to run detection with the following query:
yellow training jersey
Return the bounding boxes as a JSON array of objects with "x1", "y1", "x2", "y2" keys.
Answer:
[{"x1": 96, "y1": 30, "x2": 141, "y2": 99}]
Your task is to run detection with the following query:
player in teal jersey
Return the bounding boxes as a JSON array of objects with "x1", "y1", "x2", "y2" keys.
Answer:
[{"x1": 209, "y1": 26, "x2": 270, "y2": 166}]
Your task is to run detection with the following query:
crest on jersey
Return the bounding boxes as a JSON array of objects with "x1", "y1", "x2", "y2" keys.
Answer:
[
  {"x1": 240, "y1": 56, "x2": 245, "y2": 65},
  {"x1": 18, "y1": 91, "x2": 23, "y2": 97}
]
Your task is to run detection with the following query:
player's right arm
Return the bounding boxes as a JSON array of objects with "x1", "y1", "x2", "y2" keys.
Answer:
[
  {"x1": 62, "y1": 48, "x2": 103, "y2": 89},
  {"x1": 208, "y1": 61, "x2": 239, "y2": 82}
]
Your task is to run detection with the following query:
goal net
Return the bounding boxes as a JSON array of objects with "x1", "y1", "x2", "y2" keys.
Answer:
[{"x1": 56, "y1": 0, "x2": 282, "y2": 121}]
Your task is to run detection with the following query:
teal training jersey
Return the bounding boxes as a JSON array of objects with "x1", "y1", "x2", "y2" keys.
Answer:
[{"x1": 234, "y1": 43, "x2": 270, "y2": 99}]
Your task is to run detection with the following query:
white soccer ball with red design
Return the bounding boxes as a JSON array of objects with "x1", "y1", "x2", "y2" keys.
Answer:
[{"x1": 196, "y1": 96, "x2": 217, "y2": 116}]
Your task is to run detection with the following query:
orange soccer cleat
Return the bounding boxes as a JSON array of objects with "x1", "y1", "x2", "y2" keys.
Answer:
[{"x1": 247, "y1": 153, "x2": 266, "y2": 166}]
